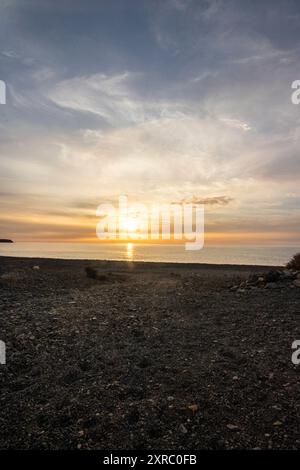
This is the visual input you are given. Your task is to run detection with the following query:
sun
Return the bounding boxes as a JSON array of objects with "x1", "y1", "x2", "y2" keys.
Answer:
[{"x1": 123, "y1": 217, "x2": 138, "y2": 233}]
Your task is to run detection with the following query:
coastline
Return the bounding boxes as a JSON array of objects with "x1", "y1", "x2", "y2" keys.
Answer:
[
  {"x1": 0, "y1": 257, "x2": 299, "y2": 449},
  {"x1": 1, "y1": 242, "x2": 297, "y2": 266},
  {"x1": 0, "y1": 254, "x2": 281, "y2": 269}
]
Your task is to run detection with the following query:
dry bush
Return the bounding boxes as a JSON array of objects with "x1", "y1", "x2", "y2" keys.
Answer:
[
  {"x1": 85, "y1": 266, "x2": 98, "y2": 279},
  {"x1": 0, "y1": 272, "x2": 18, "y2": 287},
  {"x1": 286, "y1": 253, "x2": 300, "y2": 270}
]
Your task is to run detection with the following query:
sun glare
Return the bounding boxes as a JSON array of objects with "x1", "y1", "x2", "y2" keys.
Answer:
[{"x1": 123, "y1": 217, "x2": 138, "y2": 233}]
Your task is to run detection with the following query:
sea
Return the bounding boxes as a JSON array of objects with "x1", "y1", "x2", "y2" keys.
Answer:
[{"x1": 0, "y1": 242, "x2": 299, "y2": 266}]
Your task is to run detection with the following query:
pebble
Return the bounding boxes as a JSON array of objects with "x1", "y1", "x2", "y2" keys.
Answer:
[
  {"x1": 226, "y1": 424, "x2": 239, "y2": 430},
  {"x1": 179, "y1": 424, "x2": 188, "y2": 434}
]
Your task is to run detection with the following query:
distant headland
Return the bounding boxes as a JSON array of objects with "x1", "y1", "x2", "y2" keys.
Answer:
[{"x1": 0, "y1": 239, "x2": 13, "y2": 243}]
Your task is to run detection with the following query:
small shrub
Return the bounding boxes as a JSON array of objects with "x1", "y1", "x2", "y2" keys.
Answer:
[
  {"x1": 0, "y1": 272, "x2": 18, "y2": 287},
  {"x1": 85, "y1": 266, "x2": 98, "y2": 279},
  {"x1": 286, "y1": 253, "x2": 300, "y2": 270}
]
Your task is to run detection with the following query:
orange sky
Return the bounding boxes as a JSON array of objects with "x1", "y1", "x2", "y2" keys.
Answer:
[{"x1": 1, "y1": 2, "x2": 300, "y2": 246}]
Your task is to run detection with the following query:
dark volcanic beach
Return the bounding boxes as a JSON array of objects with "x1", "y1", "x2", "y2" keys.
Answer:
[{"x1": 0, "y1": 256, "x2": 299, "y2": 450}]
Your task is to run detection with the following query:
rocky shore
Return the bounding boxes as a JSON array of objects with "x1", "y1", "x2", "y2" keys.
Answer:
[
  {"x1": 230, "y1": 268, "x2": 300, "y2": 292},
  {"x1": 0, "y1": 256, "x2": 299, "y2": 449}
]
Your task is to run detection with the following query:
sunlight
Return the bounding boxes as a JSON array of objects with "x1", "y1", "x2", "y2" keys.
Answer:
[
  {"x1": 122, "y1": 217, "x2": 138, "y2": 233},
  {"x1": 126, "y1": 242, "x2": 134, "y2": 260}
]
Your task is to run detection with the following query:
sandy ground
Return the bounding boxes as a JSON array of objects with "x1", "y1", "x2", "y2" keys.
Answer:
[{"x1": 0, "y1": 256, "x2": 299, "y2": 449}]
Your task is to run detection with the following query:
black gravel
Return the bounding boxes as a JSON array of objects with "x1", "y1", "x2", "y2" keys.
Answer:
[{"x1": 0, "y1": 256, "x2": 299, "y2": 449}]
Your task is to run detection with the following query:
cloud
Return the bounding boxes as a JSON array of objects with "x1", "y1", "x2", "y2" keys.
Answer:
[
  {"x1": 1, "y1": 50, "x2": 19, "y2": 59},
  {"x1": 220, "y1": 117, "x2": 251, "y2": 132},
  {"x1": 1, "y1": 0, "x2": 300, "y2": 243},
  {"x1": 48, "y1": 71, "x2": 190, "y2": 128},
  {"x1": 180, "y1": 196, "x2": 234, "y2": 206}
]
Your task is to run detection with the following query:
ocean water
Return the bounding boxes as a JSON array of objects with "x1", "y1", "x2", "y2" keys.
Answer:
[{"x1": 0, "y1": 242, "x2": 298, "y2": 266}]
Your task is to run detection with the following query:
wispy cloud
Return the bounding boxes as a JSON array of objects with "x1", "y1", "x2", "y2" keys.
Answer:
[
  {"x1": 0, "y1": 0, "x2": 300, "y2": 242},
  {"x1": 177, "y1": 196, "x2": 234, "y2": 206}
]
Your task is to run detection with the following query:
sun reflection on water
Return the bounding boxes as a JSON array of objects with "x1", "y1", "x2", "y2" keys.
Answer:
[{"x1": 126, "y1": 242, "x2": 134, "y2": 260}]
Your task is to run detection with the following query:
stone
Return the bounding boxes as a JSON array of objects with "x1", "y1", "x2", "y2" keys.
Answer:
[
  {"x1": 281, "y1": 269, "x2": 293, "y2": 279},
  {"x1": 187, "y1": 404, "x2": 199, "y2": 413},
  {"x1": 179, "y1": 424, "x2": 188, "y2": 434},
  {"x1": 265, "y1": 270, "x2": 281, "y2": 283},
  {"x1": 265, "y1": 282, "x2": 279, "y2": 289},
  {"x1": 226, "y1": 424, "x2": 239, "y2": 430}
]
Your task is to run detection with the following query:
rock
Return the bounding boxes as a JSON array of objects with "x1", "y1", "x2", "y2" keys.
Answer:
[
  {"x1": 281, "y1": 269, "x2": 294, "y2": 279},
  {"x1": 179, "y1": 424, "x2": 188, "y2": 434},
  {"x1": 265, "y1": 282, "x2": 279, "y2": 289},
  {"x1": 228, "y1": 270, "x2": 286, "y2": 292},
  {"x1": 32, "y1": 265, "x2": 40, "y2": 270},
  {"x1": 293, "y1": 279, "x2": 300, "y2": 288},
  {"x1": 226, "y1": 424, "x2": 239, "y2": 430},
  {"x1": 187, "y1": 404, "x2": 199, "y2": 413},
  {"x1": 265, "y1": 270, "x2": 281, "y2": 283}
]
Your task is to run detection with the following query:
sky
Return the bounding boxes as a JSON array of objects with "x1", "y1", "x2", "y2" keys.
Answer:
[{"x1": 0, "y1": 0, "x2": 300, "y2": 244}]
